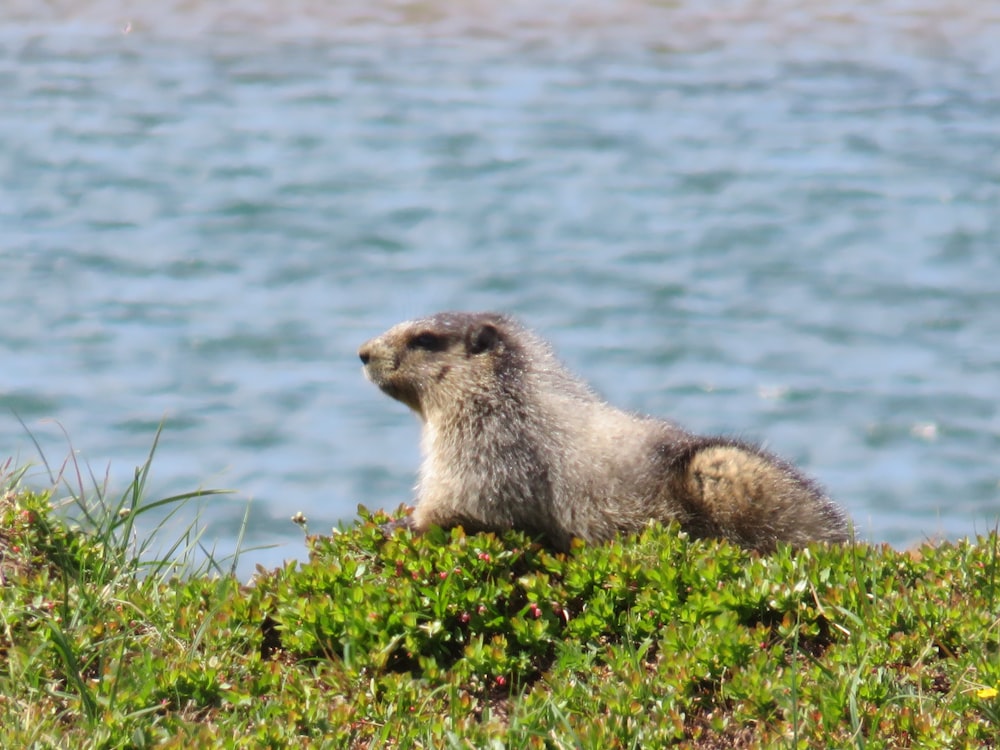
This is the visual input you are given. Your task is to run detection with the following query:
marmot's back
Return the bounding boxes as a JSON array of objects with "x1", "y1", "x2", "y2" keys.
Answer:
[{"x1": 359, "y1": 311, "x2": 850, "y2": 551}]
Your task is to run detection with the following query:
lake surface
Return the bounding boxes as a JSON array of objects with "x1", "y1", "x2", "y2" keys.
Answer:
[{"x1": 2, "y1": 1, "x2": 998, "y2": 576}]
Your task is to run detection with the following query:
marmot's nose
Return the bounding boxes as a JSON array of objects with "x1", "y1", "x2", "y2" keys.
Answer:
[{"x1": 358, "y1": 344, "x2": 372, "y2": 365}]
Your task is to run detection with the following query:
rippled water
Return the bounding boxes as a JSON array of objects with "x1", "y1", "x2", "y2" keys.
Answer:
[{"x1": 2, "y1": 1, "x2": 998, "y2": 575}]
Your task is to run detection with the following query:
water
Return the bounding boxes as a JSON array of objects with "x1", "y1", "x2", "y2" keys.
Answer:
[{"x1": 2, "y1": 1, "x2": 998, "y2": 576}]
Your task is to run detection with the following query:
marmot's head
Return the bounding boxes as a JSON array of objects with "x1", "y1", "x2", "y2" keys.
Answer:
[{"x1": 359, "y1": 311, "x2": 521, "y2": 418}]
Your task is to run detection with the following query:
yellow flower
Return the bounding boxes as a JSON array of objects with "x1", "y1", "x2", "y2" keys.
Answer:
[{"x1": 977, "y1": 687, "x2": 999, "y2": 700}]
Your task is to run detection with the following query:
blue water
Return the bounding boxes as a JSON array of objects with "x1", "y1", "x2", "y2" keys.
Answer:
[{"x1": 2, "y1": 2, "x2": 998, "y2": 576}]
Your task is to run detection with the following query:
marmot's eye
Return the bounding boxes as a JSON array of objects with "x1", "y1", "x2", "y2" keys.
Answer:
[{"x1": 409, "y1": 332, "x2": 444, "y2": 351}]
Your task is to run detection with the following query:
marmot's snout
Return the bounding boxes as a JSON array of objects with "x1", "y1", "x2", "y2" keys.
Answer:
[
  {"x1": 359, "y1": 333, "x2": 423, "y2": 412},
  {"x1": 359, "y1": 336, "x2": 384, "y2": 366},
  {"x1": 358, "y1": 338, "x2": 384, "y2": 386}
]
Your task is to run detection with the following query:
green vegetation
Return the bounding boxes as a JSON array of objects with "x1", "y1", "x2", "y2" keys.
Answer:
[{"x1": 1, "y1": 453, "x2": 998, "y2": 749}]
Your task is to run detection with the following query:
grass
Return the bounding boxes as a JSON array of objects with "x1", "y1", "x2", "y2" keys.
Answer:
[{"x1": 1, "y1": 449, "x2": 999, "y2": 748}]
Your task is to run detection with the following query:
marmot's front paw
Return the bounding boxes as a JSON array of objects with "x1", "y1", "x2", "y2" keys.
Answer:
[{"x1": 379, "y1": 514, "x2": 416, "y2": 538}]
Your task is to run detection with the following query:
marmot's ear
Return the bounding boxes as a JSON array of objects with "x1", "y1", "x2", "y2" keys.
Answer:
[{"x1": 467, "y1": 323, "x2": 500, "y2": 355}]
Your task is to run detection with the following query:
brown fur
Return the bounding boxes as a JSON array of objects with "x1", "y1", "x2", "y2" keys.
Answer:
[{"x1": 358, "y1": 311, "x2": 849, "y2": 552}]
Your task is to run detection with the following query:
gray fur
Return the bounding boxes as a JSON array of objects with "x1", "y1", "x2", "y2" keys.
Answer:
[{"x1": 359, "y1": 311, "x2": 849, "y2": 552}]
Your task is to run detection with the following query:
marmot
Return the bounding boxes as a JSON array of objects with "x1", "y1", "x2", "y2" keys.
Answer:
[{"x1": 358, "y1": 311, "x2": 849, "y2": 552}]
